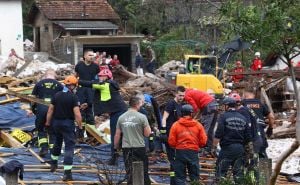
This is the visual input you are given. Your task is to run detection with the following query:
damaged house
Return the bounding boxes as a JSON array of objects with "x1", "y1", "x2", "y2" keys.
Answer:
[{"x1": 27, "y1": 0, "x2": 143, "y2": 70}]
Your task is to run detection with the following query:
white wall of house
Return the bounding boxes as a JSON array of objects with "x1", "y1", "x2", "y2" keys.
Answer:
[{"x1": 0, "y1": 0, "x2": 24, "y2": 58}]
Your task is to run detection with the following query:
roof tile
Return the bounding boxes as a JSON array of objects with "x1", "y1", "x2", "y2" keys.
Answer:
[{"x1": 35, "y1": 0, "x2": 120, "y2": 20}]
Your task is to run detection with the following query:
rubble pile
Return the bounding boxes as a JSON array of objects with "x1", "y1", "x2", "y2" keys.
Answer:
[{"x1": 155, "y1": 60, "x2": 183, "y2": 77}]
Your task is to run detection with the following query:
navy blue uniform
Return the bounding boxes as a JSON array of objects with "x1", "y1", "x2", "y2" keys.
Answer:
[
  {"x1": 164, "y1": 99, "x2": 182, "y2": 185},
  {"x1": 51, "y1": 89, "x2": 80, "y2": 169},
  {"x1": 32, "y1": 79, "x2": 63, "y2": 151},
  {"x1": 75, "y1": 62, "x2": 99, "y2": 125},
  {"x1": 215, "y1": 109, "x2": 251, "y2": 181},
  {"x1": 237, "y1": 106, "x2": 263, "y2": 153},
  {"x1": 243, "y1": 99, "x2": 270, "y2": 158}
]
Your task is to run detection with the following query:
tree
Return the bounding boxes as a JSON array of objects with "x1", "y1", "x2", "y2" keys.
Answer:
[
  {"x1": 219, "y1": 1, "x2": 300, "y2": 184},
  {"x1": 22, "y1": 0, "x2": 35, "y2": 40}
]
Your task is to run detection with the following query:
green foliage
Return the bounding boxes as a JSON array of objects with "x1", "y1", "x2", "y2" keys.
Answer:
[
  {"x1": 219, "y1": 0, "x2": 300, "y2": 56},
  {"x1": 22, "y1": 0, "x2": 34, "y2": 40}
]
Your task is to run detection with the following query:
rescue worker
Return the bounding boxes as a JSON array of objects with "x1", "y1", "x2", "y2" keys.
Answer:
[
  {"x1": 232, "y1": 61, "x2": 245, "y2": 83},
  {"x1": 75, "y1": 49, "x2": 100, "y2": 139},
  {"x1": 146, "y1": 46, "x2": 156, "y2": 74},
  {"x1": 213, "y1": 97, "x2": 252, "y2": 183},
  {"x1": 251, "y1": 52, "x2": 263, "y2": 71},
  {"x1": 31, "y1": 69, "x2": 63, "y2": 157},
  {"x1": 184, "y1": 89, "x2": 218, "y2": 153},
  {"x1": 79, "y1": 69, "x2": 127, "y2": 165},
  {"x1": 161, "y1": 86, "x2": 186, "y2": 185},
  {"x1": 168, "y1": 104, "x2": 207, "y2": 185},
  {"x1": 114, "y1": 96, "x2": 151, "y2": 185},
  {"x1": 136, "y1": 93, "x2": 157, "y2": 153},
  {"x1": 46, "y1": 75, "x2": 82, "y2": 181},
  {"x1": 242, "y1": 88, "x2": 275, "y2": 158},
  {"x1": 229, "y1": 92, "x2": 261, "y2": 182},
  {"x1": 229, "y1": 92, "x2": 262, "y2": 155}
]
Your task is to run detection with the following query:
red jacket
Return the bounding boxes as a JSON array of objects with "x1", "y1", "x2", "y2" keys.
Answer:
[
  {"x1": 251, "y1": 58, "x2": 262, "y2": 71},
  {"x1": 232, "y1": 67, "x2": 244, "y2": 82},
  {"x1": 110, "y1": 59, "x2": 120, "y2": 67},
  {"x1": 168, "y1": 116, "x2": 207, "y2": 151},
  {"x1": 184, "y1": 89, "x2": 214, "y2": 112}
]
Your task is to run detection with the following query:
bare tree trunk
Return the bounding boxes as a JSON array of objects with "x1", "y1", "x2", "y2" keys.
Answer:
[
  {"x1": 269, "y1": 140, "x2": 299, "y2": 185},
  {"x1": 269, "y1": 57, "x2": 300, "y2": 185}
]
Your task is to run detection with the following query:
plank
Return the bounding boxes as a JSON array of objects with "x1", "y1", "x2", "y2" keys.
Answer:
[
  {"x1": 0, "y1": 131, "x2": 24, "y2": 148},
  {"x1": 85, "y1": 124, "x2": 107, "y2": 144}
]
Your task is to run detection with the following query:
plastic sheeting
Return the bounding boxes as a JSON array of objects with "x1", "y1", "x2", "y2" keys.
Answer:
[
  {"x1": 0, "y1": 102, "x2": 35, "y2": 131},
  {"x1": 0, "y1": 144, "x2": 170, "y2": 184}
]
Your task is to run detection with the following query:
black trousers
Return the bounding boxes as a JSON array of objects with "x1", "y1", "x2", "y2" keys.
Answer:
[{"x1": 123, "y1": 147, "x2": 151, "y2": 185}]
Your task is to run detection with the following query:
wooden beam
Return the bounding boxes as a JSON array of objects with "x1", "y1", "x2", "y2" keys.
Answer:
[
  {"x1": 0, "y1": 131, "x2": 24, "y2": 148},
  {"x1": 0, "y1": 97, "x2": 20, "y2": 104},
  {"x1": 261, "y1": 87, "x2": 275, "y2": 116},
  {"x1": 85, "y1": 124, "x2": 107, "y2": 144}
]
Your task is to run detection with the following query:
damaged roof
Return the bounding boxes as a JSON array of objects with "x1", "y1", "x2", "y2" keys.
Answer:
[{"x1": 28, "y1": 0, "x2": 120, "y2": 23}]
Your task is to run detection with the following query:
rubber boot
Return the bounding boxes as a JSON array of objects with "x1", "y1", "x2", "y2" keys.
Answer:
[
  {"x1": 62, "y1": 170, "x2": 73, "y2": 181},
  {"x1": 50, "y1": 160, "x2": 58, "y2": 172},
  {"x1": 39, "y1": 147, "x2": 48, "y2": 157}
]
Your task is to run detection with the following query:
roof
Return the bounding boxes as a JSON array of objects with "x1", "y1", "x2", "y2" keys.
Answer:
[
  {"x1": 54, "y1": 21, "x2": 118, "y2": 30},
  {"x1": 28, "y1": 0, "x2": 120, "y2": 23}
]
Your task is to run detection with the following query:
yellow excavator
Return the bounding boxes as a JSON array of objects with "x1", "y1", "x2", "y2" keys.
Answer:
[{"x1": 166, "y1": 55, "x2": 224, "y2": 97}]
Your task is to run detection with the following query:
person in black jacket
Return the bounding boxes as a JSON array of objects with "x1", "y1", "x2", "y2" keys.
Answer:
[
  {"x1": 213, "y1": 97, "x2": 252, "y2": 183},
  {"x1": 31, "y1": 69, "x2": 63, "y2": 157},
  {"x1": 46, "y1": 75, "x2": 82, "y2": 181},
  {"x1": 242, "y1": 88, "x2": 275, "y2": 158},
  {"x1": 79, "y1": 69, "x2": 127, "y2": 165}
]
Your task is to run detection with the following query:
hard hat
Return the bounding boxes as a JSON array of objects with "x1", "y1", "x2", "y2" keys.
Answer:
[
  {"x1": 222, "y1": 97, "x2": 236, "y2": 107},
  {"x1": 98, "y1": 69, "x2": 113, "y2": 79},
  {"x1": 64, "y1": 75, "x2": 78, "y2": 86},
  {"x1": 255, "y1": 52, "x2": 261, "y2": 57},
  {"x1": 236, "y1": 61, "x2": 242, "y2": 65},
  {"x1": 181, "y1": 104, "x2": 194, "y2": 116},
  {"x1": 229, "y1": 92, "x2": 241, "y2": 102}
]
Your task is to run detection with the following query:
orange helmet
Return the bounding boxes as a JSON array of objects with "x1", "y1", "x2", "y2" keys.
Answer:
[{"x1": 64, "y1": 75, "x2": 78, "y2": 86}]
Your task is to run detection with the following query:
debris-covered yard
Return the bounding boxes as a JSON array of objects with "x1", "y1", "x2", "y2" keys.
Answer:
[{"x1": 0, "y1": 54, "x2": 299, "y2": 184}]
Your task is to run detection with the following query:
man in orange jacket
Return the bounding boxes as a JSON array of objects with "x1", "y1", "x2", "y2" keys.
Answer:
[{"x1": 168, "y1": 104, "x2": 207, "y2": 185}]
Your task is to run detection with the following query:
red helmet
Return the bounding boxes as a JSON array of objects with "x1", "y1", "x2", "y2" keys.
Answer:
[
  {"x1": 98, "y1": 69, "x2": 113, "y2": 79},
  {"x1": 229, "y1": 92, "x2": 241, "y2": 102},
  {"x1": 236, "y1": 61, "x2": 242, "y2": 65}
]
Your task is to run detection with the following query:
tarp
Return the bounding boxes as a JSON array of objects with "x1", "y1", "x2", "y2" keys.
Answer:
[
  {"x1": 0, "y1": 144, "x2": 169, "y2": 184},
  {"x1": 0, "y1": 102, "x2": 35, "y2": 131}
]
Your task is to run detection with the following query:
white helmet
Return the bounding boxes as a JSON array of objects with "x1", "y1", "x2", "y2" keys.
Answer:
[{"x1": 255, "y1": 52, "x2": 261, "y2": 57}]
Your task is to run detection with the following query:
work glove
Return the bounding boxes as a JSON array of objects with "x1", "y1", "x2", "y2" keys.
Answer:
[
  {"x1": 159, "y1": 127, "x2": 168, "y2": 143},
  {"x1": 266, "y1": 127, "x2": 273, "y2": 138},
  {"x1": 149, "y1": 132, "x2": 155, "y2": 152}
]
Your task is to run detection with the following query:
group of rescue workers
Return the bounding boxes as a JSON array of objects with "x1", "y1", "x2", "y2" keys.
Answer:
[
  {"x1": 232, "y1": 52, "x2": 263, "y2": 83},
  {"x1": 30, "y1": 49, "x2": 275, "y2": 184}
]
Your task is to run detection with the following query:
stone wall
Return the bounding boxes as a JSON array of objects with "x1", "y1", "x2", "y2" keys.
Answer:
[{"x1": 51, "y1": 38, "x2": 75, "y2": 64}]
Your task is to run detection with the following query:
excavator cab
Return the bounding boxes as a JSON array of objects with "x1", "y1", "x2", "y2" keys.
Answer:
[
  {"x1": 185, "y1": 55, "x2": 218, "y2": 76},
  {"x1": 175, "y1": 55, "x2": 224, "y2": 96}
]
